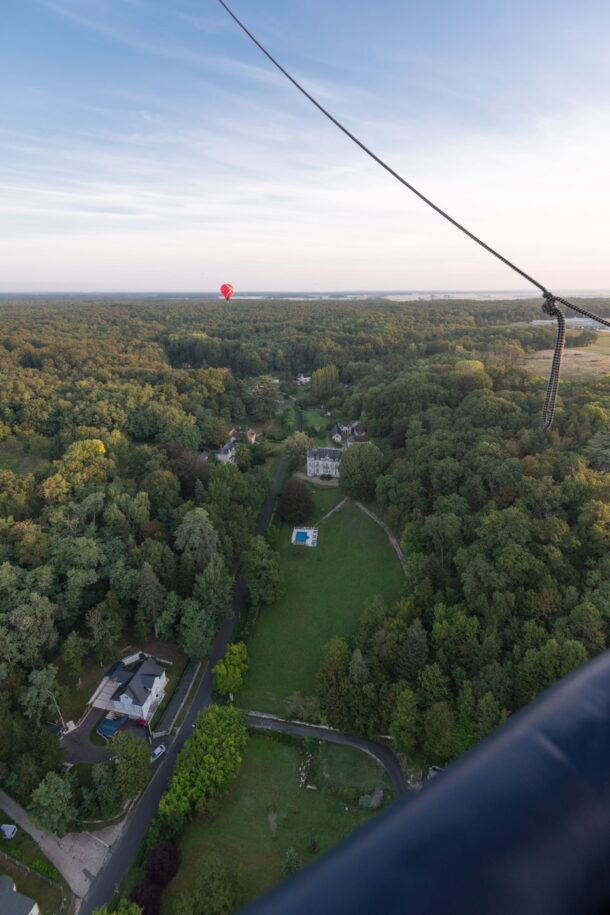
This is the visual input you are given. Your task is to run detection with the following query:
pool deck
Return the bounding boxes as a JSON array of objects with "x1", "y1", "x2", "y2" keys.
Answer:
[{"x1": 291, "y1": 526, "x2": 319, "y2": 547}]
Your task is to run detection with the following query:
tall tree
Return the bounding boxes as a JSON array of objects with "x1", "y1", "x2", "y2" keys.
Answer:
[
  {"x1": 315, "y1": 638, "x2": 352, "y2": 730},
  {"x1": 283, "y1": 432, "x2": 313, "y2": 471},
  {"x1": 339, "y1": 443, "x2": 383, "y2": 500},
  {"x1": 278, "y1": 478, "x2": 314, "y2": 523},
  {"x1": 138, "y1": 562, "x2": 166, "y2": 638},
  {"x1": 396, "y1": 619, "x2": 429, "y2": 682},
  {"x1": 20, "y1": 665, "x2": 63, "y2": 726},
  {"x1": 113, "y1": 732, "x2": 150, "y2": 800},
  {"x1": 389, "y1": 685, "x2": 420, "y2": 757},
  {"x1": 312, "y1": 364, "x2": 339, "y2": 401},
  {"x1": 175, "y1": 508, "x2": 219, "y2": 573},
  {"x1": 244, "y1": 376, "x2": 277, "y2": 421},
  {"x1": 213, "y1": 643, "x2": 249, "y2": 697},
  {"x1": 179, "y1": 599, "x2": 216, "y2": 660},
  {"x1": 87, "y1": 593, "x2": 123, "y2": 662},
  {"x1": 243, "y1": 536, "x2": 280, "y2": 612},
  {"x1": 29, "y1": 772, "x2": 77, "y2": 834},
  {"x1": 61, "y1": 632, "x2": 89, "y2": 682},
  {"x1": 192, "y1": 554, "x2": 233, "y2": 627},
  {"x1": 423, "y1": 702, "x2": 455, "y2": 764}
]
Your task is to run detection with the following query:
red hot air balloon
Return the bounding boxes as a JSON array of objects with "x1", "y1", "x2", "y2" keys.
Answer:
[{"x1": 220, "y1": 283, "x2": 235, "y2": 301}]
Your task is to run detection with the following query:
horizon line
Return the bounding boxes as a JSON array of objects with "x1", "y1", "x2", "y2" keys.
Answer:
[{"x1": 1, "y1": 288, "x2": 609, "y2": 297}]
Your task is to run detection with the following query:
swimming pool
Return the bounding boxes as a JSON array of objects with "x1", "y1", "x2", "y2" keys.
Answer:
[{"x1": 291, "y1": 527, "x2": 319, "y2": 548}]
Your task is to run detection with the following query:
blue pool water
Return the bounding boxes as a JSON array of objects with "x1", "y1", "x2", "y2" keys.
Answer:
[{"x1": 295, "y1": 531, "x2": 308, "y2": 543}]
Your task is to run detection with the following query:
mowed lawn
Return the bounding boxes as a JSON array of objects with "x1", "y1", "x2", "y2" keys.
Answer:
[
  {"x1": 301, "y1": 409, "x2": 331, "y2": 443},
  {"x1": 160, "y1": 733, "x2": 393, "y2": 913},
  {"x1": 239, "y1": 502, "x2": 404, "y2": 715}
]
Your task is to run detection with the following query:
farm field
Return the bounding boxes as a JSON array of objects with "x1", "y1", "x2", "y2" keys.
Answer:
[
  {"x1": 159, "y1": 732, "x2": 393, "y2": 913},
  {"x1": 239, "y1": 501, "x2": 404, "y2": 716},
  {"x1": 524, "y1": 334, "x2": 610, "y2": 379},
  {"x1": 589, "y1": 333, "x2": 610, "y2": 353}
]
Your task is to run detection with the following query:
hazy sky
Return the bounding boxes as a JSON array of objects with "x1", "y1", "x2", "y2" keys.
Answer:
[{"x1": 2, "y1": 0, "x2": 610, "y2": 292}]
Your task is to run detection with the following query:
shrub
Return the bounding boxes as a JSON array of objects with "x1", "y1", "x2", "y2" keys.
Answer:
[
  {"x1": 31, "y1": 858, "x2": 61, "y2": 881},
  {"x1": 158, "y1": 705, "x2": 247, "y2": 828},
  {"x1": 213, "y1": 643, "x2": 249, "y2": 697},
  {"x1": 146, "y1": 841, "x2": 181, "y2": 887},
  {"x1": 130, "y1": 879, "x2": 162, "y2": 915},
  {"x1": 283, "y1": 847, "x2": 302, "y2": 876}
]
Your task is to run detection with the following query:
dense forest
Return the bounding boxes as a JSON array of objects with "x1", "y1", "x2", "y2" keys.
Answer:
[{"x1": 1, "y1": 293, "x2": 609, "y2": 807}]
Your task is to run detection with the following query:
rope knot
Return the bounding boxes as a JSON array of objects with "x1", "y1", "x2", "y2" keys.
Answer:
[{"x1": 542, "y1": 291, "x2": 560, "y2": 318}]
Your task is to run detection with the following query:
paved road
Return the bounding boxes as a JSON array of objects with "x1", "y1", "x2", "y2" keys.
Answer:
[
  {"x1": 245, "y1": 712, "x2": 406, "y2": 798},
  {"x1": 154, "y1": 659, "x2": 200, "y2": 735},
  {"x1": 81, "y1": 447, "x2": 292, "y2": 914}
]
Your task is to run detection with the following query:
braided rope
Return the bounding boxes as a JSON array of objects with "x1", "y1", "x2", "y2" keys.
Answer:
[{"x1": 540, "y1": 294, "x2": 566, "y2": 429}]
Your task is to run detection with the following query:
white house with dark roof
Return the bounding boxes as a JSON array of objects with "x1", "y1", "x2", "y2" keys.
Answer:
[
  {"x1": 307, "y1": 447, "x2": 343, "y2": 478},
  {"x1": 89, "y1": 654, "x2": 168, "y2": 723},
  {"x1": 109, "y1": 657, "x2": 167, "y2": 720}
]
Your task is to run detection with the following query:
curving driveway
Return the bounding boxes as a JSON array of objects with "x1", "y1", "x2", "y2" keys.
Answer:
[
  {"x1": 244, "y1": 711, "x2": 406, "y2": 797},
  {"x1": 61, "y1": 705, "x2": 111, "y2": 764}
]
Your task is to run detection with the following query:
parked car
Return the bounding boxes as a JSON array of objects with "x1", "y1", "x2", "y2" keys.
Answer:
[
  {"x1": 136, "y1": 719, "x2": 148, "y2": 728},
  {"x1": 151, "y1": 744, "x2": 166, "y2": 763},
  {"x1": 1, "y1": 824, "x2": 17, "y2": 840}
]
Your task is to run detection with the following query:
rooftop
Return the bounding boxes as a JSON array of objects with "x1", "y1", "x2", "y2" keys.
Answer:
[
  {"x1": 111, "y1": 657, "x2": 165, "y2": 706},
  {"x1": 308, "y1": 448, "x2": 343, "y2": 460},
  {"x1": 0, "y1": 876, "x2": 38, "y2": 915}
]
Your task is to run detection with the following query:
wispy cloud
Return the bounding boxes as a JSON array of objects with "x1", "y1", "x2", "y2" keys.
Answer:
[{"x1": 5, "y1": 0, "x2": 610, "y2": 290}]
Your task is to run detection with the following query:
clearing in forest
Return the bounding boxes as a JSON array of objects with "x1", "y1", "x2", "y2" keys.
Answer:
[
  {"x1": 159, "y1": 732, "x2": 393, "y2": 912},
  {"x1": 239, "y1": 499, "x2": 404, "y2": 715},
  {"x1": 524, "y1": 343, "x2": 610, "y2": 379},
  {"x1": 0, "y1": 437, "x2": 50, "y2": 474}
]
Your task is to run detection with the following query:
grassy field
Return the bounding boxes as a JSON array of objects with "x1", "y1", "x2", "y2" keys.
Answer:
[
  {"x1": 301, "y1": 409, "x2": 332, "y2": 443},
  {"x1": 239, "y1": 501, "x2": 404, "y2": 715},
  {"x1": 307, "y1": 486, "x2": 344, "y2": 523},
  {"x1": 159, "y1": 732, "x2": 393, "y2": 912},
  {"x1": 589, "y1": 333, "x2": 610, "y2": 353},
  {"x1": 0, "y1": 807, "x2": 69, "y2": 914},
  {"x1": 0, "y1": 437, "x2": 49, "y2": 474},
  {"x1": 524, "y1": 335, "x2": 610, "y2": 379}
]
